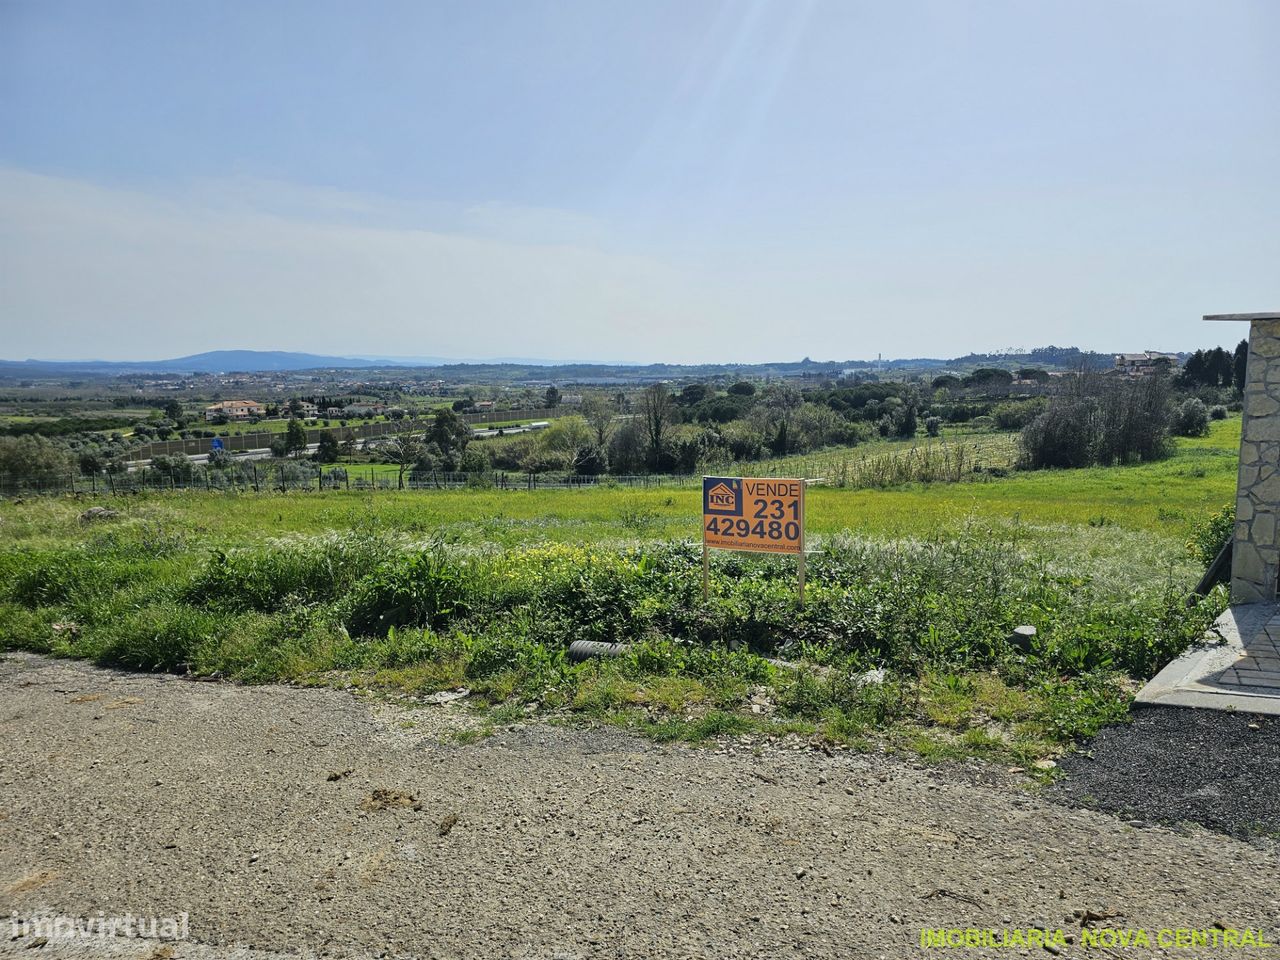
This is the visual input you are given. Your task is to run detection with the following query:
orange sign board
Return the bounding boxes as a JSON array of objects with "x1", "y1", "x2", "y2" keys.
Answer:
[{"x1": 702, "y1": 476, "x2": 804, "y2": 555}]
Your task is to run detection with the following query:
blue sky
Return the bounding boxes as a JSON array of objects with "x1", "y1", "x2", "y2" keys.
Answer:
[{"x1": 1, "y1": 0, "x2": 1277, "y2": 363}]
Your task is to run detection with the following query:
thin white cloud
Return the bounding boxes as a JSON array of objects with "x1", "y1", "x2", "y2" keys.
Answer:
[
  {"x1": 0, "y1": 168, "x2": 735, "y2": 362},
  {"x1": 1, "y1": 167, "x2": 1275, "y2": 363}
]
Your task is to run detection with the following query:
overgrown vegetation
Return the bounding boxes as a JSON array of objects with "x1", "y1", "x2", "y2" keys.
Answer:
[
  {"x1": 0, "y1": 508, "x2": 1226, "y2": 765},
  {"x1": 0, "y1": 417, "x2": 1241, "y2": 767},
  {"x1": 1019, "y1": 374, "x2": 1172, "y2": 469}
]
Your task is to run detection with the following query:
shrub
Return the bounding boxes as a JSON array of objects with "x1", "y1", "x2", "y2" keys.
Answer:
[
  {"x1": 187, "y1": 534, "x2": 394, "y2": 611},
  {"x1": 777, "y1": 666, "x2": 911, "y2": 730},
  {"x1": 992, "y1": 399, "x2": 1046, "y2": 431},
  {"x1": 343, "y1": 544, "x2": 470, "y2": 636},
  {"x1": 1187, "y1": 503, "x2": 1234, "y2": 566},
  {"x1": 1171, "y1": 398, "x2": 1210, "y2": 437},
  {"x1": 924, "y1": 416, "x2": 941, "y2": 437},
  {"x1": 1019, "y1": 401, "x2": 1096, "y2": 468},
  {"x1": 1019, "y1": 374, "x2": 1172, "y2": 469},
  {"x1": 1209, "y1": 404, "x2": 1228, "y2": 421}
]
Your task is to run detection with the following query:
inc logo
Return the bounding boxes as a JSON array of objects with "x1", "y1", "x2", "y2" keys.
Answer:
[{"x1": 703, "y1": 478, "x2": 742, "y2": 516}]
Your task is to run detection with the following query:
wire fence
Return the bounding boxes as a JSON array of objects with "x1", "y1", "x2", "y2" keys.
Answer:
[
  {"x1": 0, "y1": 435, "x2": 1020, "y2": 499},
  {"x1": 0, "y1": 466, "x2": 695, "y2": 498}
]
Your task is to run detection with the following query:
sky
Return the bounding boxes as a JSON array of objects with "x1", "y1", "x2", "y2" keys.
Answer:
[{"x1": 1, "y1": 0, "x2": 1277, "y2": 364}]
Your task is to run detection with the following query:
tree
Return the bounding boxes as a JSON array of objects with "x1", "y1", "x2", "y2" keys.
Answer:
[
  {"x1": 284, "y1": 418, "x2": 309, "y2": 458},
  {"x1": 1208, "y1": 346, "x2": 1233, "y2": 387},
  {"x1": 963, "y1": 368, "x2": 1014, "y2": 388},
  {"x1": 1172, "y1": 398, "x2": 1210, "y2": 437},
  {"x1": 749, "y1": 383, "x2": 803, "y2": 454},
  {"x1": 544, "y1": 386, "x2": 562, "y2": 408},
  {"x1": 287, "y1": 398, "x2": 303, "y2": 416},
  {"x1": 0, "y1": 435, "x2": 77, "y2": 484},
  {"x1": 537, "y1": 416, "x2": 596, "y2": 473},
  {"x1": 640, "y1": 383, "x2": 675, "y2": 471},
  {"x1": 607, "y1": 419, "x2": 646, "y2": 474},
  {"x1": 1019, "y1": 373, "x2": 1172, "y2": 469},
  {"x1": 163, "y1": 399, "x2": 184, "y2": 422},
  {"x1": 384, "y1": 432, "x2": 423, "y2": 489},
  {"x1": 1234, "y1": 339, "x2": 1249, "y2": 394},
  {"x1": 727, "y1": 381, "x2": 756, "y2": 397},
  {"x1": 898, "y1": 403, "x2": 918, "y2": 438},
  {"x1": 151, "y1": 454, "x2": 193, "y2": 481},
  {"x1": 580, "y1": 394, "x2": 617, "y2": 452},
  {"x1": 314, "y1": 430, "x2": 340, "y2": 463},
  {"x1": 678, "y1": 384, "x2": 709, "y2": 406},
  {"x1": 427, "y1": 409, "x2": 472, "y2": 468}
]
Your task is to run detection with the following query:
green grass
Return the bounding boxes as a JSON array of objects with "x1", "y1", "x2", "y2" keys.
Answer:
[
  {"x1": 0, "y1": 418, "x2": 1239, "y2": 765},
  {"x1": 0, "y1": 421, "x2": 1236, "y2": 552}
]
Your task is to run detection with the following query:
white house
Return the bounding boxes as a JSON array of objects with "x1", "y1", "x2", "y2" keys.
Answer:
[
  {"x1": 1114, "y1": 351, "x2": 1179, "y2": 377},
  {"x1": 205, "y1": 400, "x2": 265, "y2": 422}
]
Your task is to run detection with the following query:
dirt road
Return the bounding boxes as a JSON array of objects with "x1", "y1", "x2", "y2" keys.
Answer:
[{"x1": 1, "y1": 653, "x2": 1276, "y2": 959}]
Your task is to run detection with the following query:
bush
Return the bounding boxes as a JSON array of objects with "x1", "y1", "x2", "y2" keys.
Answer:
[
  {"x1": 924, "y1": 416, "x2": 941, "y2": 437},
  {"x1": 187, "y1": 534, "x2": 394, "y2": 611},
  {"x1": 1209, "y1": 404, "x2": 1228, "y2": 421},
  {"x1": 1187, "y1": 503, "x2": 1234, "y2": 566},
  {"x1": 1171, "y1": 398, "x2": 1210, "y2": 437},
  {"x1": 1019, "y1": 401, "x2": 1096, "y2": 468},
  {"x1": 343, "y1": 544, "x2": 471, "y2": 636},
  {"x1": 1019, "y1": 375, "x2": 1171, "y2": 469},
  {"x1": 992, "y1": 398, "x2": 1046, "y2": 431}
]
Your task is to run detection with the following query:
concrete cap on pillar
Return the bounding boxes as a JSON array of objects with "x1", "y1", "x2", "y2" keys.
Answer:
[{"x1": 1205, "y1": 313, "x2": 1280, "y2": 321}]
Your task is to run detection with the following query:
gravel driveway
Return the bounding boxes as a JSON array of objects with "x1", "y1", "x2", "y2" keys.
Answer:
[{"x1": 1, "y1": 653, "x2": 1277, "y2": 959}]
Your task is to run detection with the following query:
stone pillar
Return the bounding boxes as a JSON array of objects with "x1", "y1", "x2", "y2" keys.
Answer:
[{"x1": 1207, "y1": 312, "x2": 1280, "y2": 603}]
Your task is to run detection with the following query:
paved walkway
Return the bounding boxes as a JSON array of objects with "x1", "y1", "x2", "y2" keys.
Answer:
[{"x1": 1137, "y1": 603, "x2": 1280, "y2": 715}]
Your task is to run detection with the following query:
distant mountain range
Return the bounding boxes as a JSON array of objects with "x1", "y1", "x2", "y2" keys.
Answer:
[
  {"x1": 0, "y1": 350, "x2": 382, "y2": 375},
  {"x1": 0, "y1": 349, "x2": 637, "y2": 375},
  {"x1": 0, "y1": 346, "x2": 1121, "y2": 378}
]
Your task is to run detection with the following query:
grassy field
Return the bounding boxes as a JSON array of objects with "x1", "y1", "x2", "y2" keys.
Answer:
[
  {"x1": 0, "y1": 418, "x2": 1238, "y2": 768},
  {"x1": 10, "y1": 417, "x2": 1236, "y2": 545}
]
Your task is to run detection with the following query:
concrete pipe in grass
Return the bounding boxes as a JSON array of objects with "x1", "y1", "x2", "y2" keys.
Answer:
[{"x1": 567, "y1": 640, "x2": 630, "y2": 662}]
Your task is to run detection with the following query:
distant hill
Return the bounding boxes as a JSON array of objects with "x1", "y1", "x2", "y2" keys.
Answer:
[
  {"x1": 0, "y1": 350, "x2": 382, "y2": 375},
  {"x1": 0, "y1": 344, "x2": 1132, "y2": 379}
]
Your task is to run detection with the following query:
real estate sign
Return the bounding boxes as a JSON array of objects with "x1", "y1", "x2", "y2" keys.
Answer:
[{"x1": 701, "y1": 476, "x2": 804, "y2": 555}]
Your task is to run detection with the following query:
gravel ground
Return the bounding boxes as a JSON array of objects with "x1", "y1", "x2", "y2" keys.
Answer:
[
  {"x1": 1051, "y1": 705, "x2": 1280, "y2": 843},
  {"x1": 1, "y1": 652, "x2": 1278, "y2": 960}
]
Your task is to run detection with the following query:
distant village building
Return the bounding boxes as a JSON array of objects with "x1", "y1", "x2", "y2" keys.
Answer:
[
  {"x1": 1114, "y1": 351, "x2": 1179, "y2": 377},
  {"x1": 560, "y1": 394, "x2": 584, "y2": 405},
  {"x1": 292, "y1": 401, "x2": 319, "y2": 417},
  {"x1": 204, "y1": 399, "x2": 264, "y2": 422}
]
